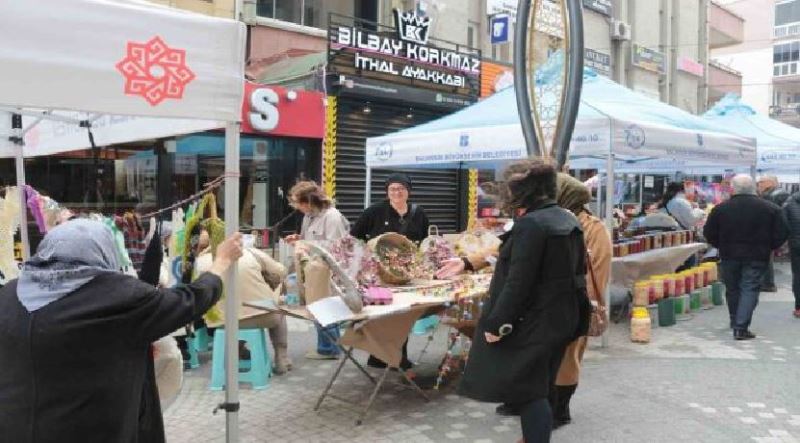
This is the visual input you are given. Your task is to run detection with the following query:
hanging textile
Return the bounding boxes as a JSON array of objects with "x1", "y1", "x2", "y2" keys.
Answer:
[
  {"x1": 120, "y1": 213, "x2": 147, "y2": 273},
  {"x1": 171, "y1": 208, "x2": 185, "y2": 259},
  {"x1": 102, "y1": 216, "x2": 133, "y2": 271},
  {"x1": 138, "y1": 222, "x2": 163, "y2": 286},
  {"x1": 23, "y1": 185, "x2": 47, "y2": 235},
  {"x1": 0, "y1": 187, "x2": 21, "y2": 281}
]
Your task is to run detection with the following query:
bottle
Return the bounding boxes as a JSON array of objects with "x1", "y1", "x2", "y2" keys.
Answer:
[{"x1": 284, "y1": 273, "x2": 299, "y2": 306}]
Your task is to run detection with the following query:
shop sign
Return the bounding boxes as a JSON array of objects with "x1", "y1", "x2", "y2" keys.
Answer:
[
  {"x1": 174, "y1": 154, "x2": 197, "y2": 174},
  {"x1": 487, "y1": 0, "x2": 517, "y2": 21},
  {"x1": 490, "y1": 14, "x2": 511, "y2": 45},
  {"x1": 535, "y1": 0, "x2": 564, "y2": 39},
  {"x1": 632, "y1": 45, "x2": 666, "y2": 74},
  {"x1": 677, "y1": 56, "x2": 704, "y2": 77},
  {"x1": 329, "y1": 10, "x2": 481, "y2": 94},
  {"x1": 338, "y1": 75, "x2": 475, "y2": 109},
  {"x1": 583, "y1": 0, "x2": 612, "y2": 16},
  {"x1": 240, "y1": 82, "x2": 324, "y2": 138},
  {"x1": 584, "y1": 48, "x2": 611, "y2": 77}
]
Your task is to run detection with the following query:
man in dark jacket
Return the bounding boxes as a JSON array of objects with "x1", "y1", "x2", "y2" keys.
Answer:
[
  {"x1": 705, "y1": 175, "x2": 789, "y2": 340},
  {"x1": 757, "y1": 175, "x2": 790, "y2": 292},
  {"x1": 782, "y1": 192, "x2": 800, "y2": 318}
]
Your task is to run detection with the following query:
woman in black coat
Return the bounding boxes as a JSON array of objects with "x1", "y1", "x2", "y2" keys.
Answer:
[
  {"x1": 0, "y1": 218, "x2": 243, "y2": 443},
  {"x1": 458, "y1": 159, "x2": 590, "y2": 442}
]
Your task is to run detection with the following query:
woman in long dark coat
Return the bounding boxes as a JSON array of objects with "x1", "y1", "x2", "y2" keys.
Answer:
[
  {"x1": 458, "y1": 159, "x2": 590, "y2": 442},
  {"x1": 0, "y1": 218, "x2": 243, "y2": 443}
]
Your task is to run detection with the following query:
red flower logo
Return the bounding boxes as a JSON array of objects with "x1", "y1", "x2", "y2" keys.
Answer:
[{"x1": 115, "y1": 36, "x2": 195, "y2": 106}]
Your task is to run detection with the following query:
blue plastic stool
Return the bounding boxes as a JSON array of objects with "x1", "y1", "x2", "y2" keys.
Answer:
[
  {"x1": 194, "y1": 327, "x2": 212, "y2": 352},
  {"x1": 412, "y1": 315, "x2": 440, "y2": 335},
  {"x1": 209, "y1": 329, "x2": 272, "y2": 391},
  {"x1": 185, "y1": 337, "x2": 201, "y2": 369}
]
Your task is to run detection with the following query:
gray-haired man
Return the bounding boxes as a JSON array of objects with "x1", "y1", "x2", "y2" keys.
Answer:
[{"x1": 704, "y1": 175, "x2": 789, "y2": 340}]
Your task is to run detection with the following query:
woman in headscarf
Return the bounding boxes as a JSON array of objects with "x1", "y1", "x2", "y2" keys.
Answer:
[
  {"x1": 458, "y1": 159, "x2": 590, "y2": 443},
  {"x1": 551, "y1": 173, "x2": 612, "y2": 429},
  {"x1": 0, "y1": 218, "x2": 242, "y2": 443}
]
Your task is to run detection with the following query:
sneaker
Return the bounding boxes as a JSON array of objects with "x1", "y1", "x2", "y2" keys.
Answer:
[
  {"x1": 734, "y1": 330, "x2": 756, "y2": 340},
  {"x1": 305, "y1": 351, "x2": 339, "y2": 360},
  {"x1": 794, "y1": 309, "x2": 800, "y2": 318}
]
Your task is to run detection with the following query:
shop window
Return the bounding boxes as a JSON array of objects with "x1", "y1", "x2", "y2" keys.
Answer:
[{"x1": 257, "y1": 0, "x2": 360, "y2": 31}]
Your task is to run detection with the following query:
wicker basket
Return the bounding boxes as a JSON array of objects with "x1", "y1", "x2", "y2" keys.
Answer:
[{"x1": 374, "y1": 232, "x2": 416, "y2": 285}]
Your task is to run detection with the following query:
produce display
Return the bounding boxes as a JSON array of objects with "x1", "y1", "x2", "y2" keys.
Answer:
[{"x1": 613, "y1": 230, "x2": 695, "y2": 257}]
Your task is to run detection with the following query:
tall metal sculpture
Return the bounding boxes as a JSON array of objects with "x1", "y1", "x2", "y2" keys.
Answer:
[{"x1": 514, "y1": 0, "x2": 584, "y2": 169}]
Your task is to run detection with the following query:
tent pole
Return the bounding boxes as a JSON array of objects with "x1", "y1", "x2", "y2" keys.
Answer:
[
  {"x1": 5, "y1": 113, "x2": 30, "y2": 259},
  {"x1": 639, "y1": 173, "x2": 644, "y2": 212},
  {"x1": 365, "y1": 167, "x2": 371, "y2": 208},
  {"x1": 223, "y1": 122, "x2": 241, "y2": 443},
  {"x1": 602, "y1": 151, "x2": 615, "y2": 349}
]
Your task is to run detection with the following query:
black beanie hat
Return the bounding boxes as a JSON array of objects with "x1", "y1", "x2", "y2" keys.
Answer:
[{"x1": 385, "y1": 173, "x2": 412, "y2": 192}]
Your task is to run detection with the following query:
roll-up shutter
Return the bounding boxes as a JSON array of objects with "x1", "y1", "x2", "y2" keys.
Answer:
[{"x1": 335, "y1": 98, "x2": 464, "y2": 233}]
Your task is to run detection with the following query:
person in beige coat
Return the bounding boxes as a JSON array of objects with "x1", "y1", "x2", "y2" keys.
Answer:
[{"x1": 195, "y1": 230, "x2": 291, "y2": 374}]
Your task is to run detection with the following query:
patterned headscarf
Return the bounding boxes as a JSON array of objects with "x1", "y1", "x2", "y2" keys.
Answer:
[
  {"x1": 17, "y1": 218, "x2": 120, "y2": 312},
  {"x1": 556, "y1": 173, "x2": 592, "y2": 215}
]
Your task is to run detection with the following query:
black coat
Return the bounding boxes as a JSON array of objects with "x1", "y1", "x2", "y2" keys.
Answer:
[
  {"x1": 458, "y1": 200, "x2": 590, "y2": 404},
  {"x1": 0, "y1": 272, "x2": 222, "y2": 443},
  {"x1": 351, "y1": 200, "x2": 430, "y2": 242},
  {"x1": 783, "y1": 192, "x2": 800, "y2": 250},
  {"x1": 764, "y1": 186, "x2": 790, "y2": 208},
  {"x1": 704, "y1": 194, "x2": 789, "y2": 262}
]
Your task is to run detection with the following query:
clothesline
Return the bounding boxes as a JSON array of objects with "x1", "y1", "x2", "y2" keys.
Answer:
[{"x1": 141, "y1": 173, "x2": 241, "y2": 219}]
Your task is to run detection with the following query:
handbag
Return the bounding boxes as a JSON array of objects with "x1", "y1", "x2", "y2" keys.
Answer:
[{"x1": 585, "y1": 252, "x2": 608, "y2": 337}]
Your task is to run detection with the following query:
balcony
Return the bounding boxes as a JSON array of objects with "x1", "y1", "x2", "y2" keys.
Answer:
[
  {"x1": 769, "y1": 104, "x2": 800, "y2": 127},
  {"x1": 708, "y1": 61, "x2": 742, "y2": 105},
  {"x1": 709, "y1": 1, "x2": 744, "y2": 49}
]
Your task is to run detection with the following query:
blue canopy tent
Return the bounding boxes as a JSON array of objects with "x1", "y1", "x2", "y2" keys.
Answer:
[{"x1": 705, "y1": 94, "x2": 800, "y2": 182}]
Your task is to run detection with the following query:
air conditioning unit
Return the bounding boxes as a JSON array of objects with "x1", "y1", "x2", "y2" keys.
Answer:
[{"x1": 611, "y1": 20, "x2": 631, "y2": 41}]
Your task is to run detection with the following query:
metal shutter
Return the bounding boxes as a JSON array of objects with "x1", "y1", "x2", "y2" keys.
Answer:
[{"x1": 335, "y1": 99, "x2": 464, "y2": 233}]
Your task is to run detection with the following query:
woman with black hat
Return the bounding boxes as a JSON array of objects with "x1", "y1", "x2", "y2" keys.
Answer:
[
  {"x1": 351, "y1": 173, "x2": 430, "y2": 243},
  {"x1": 351, "y1": 173, "x2": 430, "y2": 370}
]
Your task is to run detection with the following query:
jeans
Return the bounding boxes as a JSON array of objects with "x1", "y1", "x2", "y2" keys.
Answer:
[
  {"x1": 520, "y1": 398, "x2": 553, "y2": 442},
  {"x1": 720, "y1": 260, "x2": 767, "y2": 331},
  {"x1": 316, "y1": 324, "x2": 341, "y2": 356},
  {"x1": 790, "y1": 249, "x2": 800, "y2": 310}
]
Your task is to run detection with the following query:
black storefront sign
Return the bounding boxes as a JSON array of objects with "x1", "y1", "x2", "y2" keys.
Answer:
[
  {"x1": 328, "y1": 12, "x2": 481, "y2": 99},
  {"x1": 583, "y1": 0, "x2": 612, "y2": 16},
  {"x1": 584, "y1": 48, "x2": 611, "y2": 77}
]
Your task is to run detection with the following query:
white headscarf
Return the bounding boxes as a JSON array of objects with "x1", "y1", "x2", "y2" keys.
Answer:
[{"x1": 17, "y1": 218, "x2": 120, "y2": 312}]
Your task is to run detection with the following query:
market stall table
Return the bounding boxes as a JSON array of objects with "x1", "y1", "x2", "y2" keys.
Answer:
[
  {"x1": 245, "y1": 274, "x2": 490, "y2": 426},
  {"x1": 611, "y1": 242, "x2": 707, "y2": 289}
]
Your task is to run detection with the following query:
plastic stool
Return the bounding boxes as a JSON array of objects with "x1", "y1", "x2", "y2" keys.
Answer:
[
  {"x1": 209, "y1": 329, "x2": 272, "y2": 391},
  {"x1": 185, "y1": 337, "x2": 201, "y2": 369},
  {"x1": 412, "y1": 315, "x2": 440, "y2": 335},
  {"x1": 194, "y1": 327, "x2": 212, "y2": 352}
]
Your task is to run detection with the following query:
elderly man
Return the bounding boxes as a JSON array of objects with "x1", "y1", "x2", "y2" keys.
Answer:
[
  {"x1": 704, "y1": 175, "x2": 789, "y2": 340},
  {"x1": 757, "y1": 175, "x2": 790, "y2": 292}
]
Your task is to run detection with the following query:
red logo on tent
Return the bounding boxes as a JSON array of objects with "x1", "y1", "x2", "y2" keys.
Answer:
[{"x1": 116, "y1": 36, "x2": 195, "y2": 106}]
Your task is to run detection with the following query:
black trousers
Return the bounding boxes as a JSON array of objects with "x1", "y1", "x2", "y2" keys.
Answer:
[{"x1": 791, "y1": 249, "x2": 800, "y2": 310}]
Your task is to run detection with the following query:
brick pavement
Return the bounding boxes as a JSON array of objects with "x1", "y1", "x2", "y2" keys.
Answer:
[{"x1": 164, "y1": 263, "x2": 800, "y2": 442}]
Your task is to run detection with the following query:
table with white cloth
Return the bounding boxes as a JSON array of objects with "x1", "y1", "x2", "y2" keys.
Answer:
[
  {"x1": 611, "y1": 242, "x2": 708, "y2": 288},
  {"x1": 245, "y1": 274, "x2": 491, "y2": 426}
]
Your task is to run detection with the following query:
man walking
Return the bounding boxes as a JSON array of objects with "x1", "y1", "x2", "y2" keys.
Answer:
[
  {"x1": 757, "y1": 175, "x2": 790, "y2": 292},
  {"x1": 782, "y1": 192, "x2": 800, "y2": 318},
  {"x1": 704, "y1": 175, "x2": 789, "y2": 340}
]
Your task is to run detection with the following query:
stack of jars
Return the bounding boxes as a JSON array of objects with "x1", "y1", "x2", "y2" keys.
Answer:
[{"x1": 613, "y1": 230, "x2": 697, "y2": 257}]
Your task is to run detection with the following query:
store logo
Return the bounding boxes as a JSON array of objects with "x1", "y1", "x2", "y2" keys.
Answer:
[
  {"x1": 459, "y1": 134, "x2": 470, "y2": 147},
  {"x1": 394, "y1": 9, "x2": 431, "y2": 45},
  {"x1": 375, "y1": 142, "x2": 393, "y2": 161},
  {"x1": 624, "y1": 124, "x2": 646, "y2": 149},
  {"x1": 116, "y1": 36, "x2": 195, "y2": 106}
]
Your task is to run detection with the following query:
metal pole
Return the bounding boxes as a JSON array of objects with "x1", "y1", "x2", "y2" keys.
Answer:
[
  {"x1": 639, "y1": 173, "x2": 644, "y2": 211},
  {"x1": 513, "y1": 0, "x2": 541, "y2": 157},
  {"x1": 602, "y1": 150, "x2": 615, "y2": 348},
  {"x1": 223, "y1": 122, "x2": 240, "y2": 443},
  {"x1": 5, "y1": 113, "x2": 30, "y2": 259},
  {"x1": 365, "y1": 167, "x2": 371, "y2": 208},
  {"x1": 554, "y1": 0, "x2": 585, "y2": 170}
]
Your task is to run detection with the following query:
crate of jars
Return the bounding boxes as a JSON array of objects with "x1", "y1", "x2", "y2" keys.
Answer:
[
  {"x1": 629, "y1": 262, "x2": 722, "y2": 343},
  {"x1": 613, "y1": 230, "x2": 695, "y2": 258}
]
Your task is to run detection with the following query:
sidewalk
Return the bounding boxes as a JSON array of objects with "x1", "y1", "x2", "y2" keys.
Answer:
[{"x1": 164, "y1": 263, "x2": 800, "y2": 442}]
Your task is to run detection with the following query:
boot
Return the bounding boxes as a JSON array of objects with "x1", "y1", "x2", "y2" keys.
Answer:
[{"x1": 552, "y1": 384, "x2": 577, "y2": 429}]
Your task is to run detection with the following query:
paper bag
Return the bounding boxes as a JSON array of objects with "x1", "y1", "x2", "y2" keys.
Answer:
[{"x1": 301, "y1": 256, "x2": 332, "y2": 305}]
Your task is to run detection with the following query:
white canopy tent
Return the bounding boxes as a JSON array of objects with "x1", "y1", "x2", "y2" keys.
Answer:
[{"x1": 0, "y1": 1, "x2": 245, "y2": 440}]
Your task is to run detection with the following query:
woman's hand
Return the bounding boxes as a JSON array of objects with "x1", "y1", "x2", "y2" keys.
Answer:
[
  {"x1": 436, "y1": 258, "x2": 466, "y2": 279},
  {"x1": 284, "y1": 234, "x2": 301, "y2": 245},
  {"x1": 208, "y1": 233, "x2": 243, "y2": 277},
  {"x1": 484, "y1": 332, "x2": 501, "y2": 343}
]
